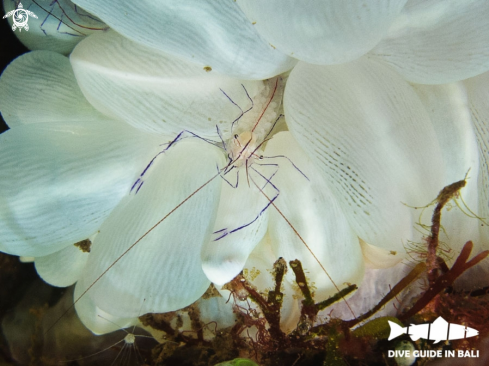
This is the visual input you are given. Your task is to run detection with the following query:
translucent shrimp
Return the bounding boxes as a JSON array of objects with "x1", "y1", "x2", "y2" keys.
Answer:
[{"x1": 48, "y1": 76, "x2": 355, "y2": 337}]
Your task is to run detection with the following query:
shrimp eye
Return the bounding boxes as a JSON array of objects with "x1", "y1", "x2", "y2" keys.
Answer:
[
  {"x1": 259, "y1": 155, "x2": 264, "y2": 160},
  {"x1": 234, "y1": 134, "x2": 239, "y2": 139}
]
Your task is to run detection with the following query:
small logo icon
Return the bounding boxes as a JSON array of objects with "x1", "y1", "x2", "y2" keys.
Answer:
[
  {"x1": 3, "y1": 2, "x2": 38, "y2": 32},
  {"x1": 388, "y1": 316, "x2": 478, "y2": 344}
]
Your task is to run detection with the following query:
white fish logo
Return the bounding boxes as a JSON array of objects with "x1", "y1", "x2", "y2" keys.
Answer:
[{"x1": 388, "y1": 316, "x2": 478, "y2": 344}]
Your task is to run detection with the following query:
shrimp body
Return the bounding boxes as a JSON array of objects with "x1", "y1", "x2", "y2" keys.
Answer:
[
  {"x1": 223, "y1": 77, "x2": 282, "y2": 172},
  {"x1": 228, "y1": 131, "x2": 259, "y2": 168}
]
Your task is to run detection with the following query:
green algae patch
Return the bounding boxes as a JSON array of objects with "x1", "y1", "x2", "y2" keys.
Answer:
[{"x1": 215, "y1": 358, "x2": 259, "y2": 366}]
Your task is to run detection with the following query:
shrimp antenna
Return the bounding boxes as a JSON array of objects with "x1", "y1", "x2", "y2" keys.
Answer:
[
  {"x1": 45, "y1": 172, "x2": 222, "y2": 335},
  {"x1": 220, "y1": 84, "x2": 254, "y2": 132},
  {"x1": 241, "y1": 84, "x2": 254, "y2": 114},
  {"x1": 252, "y1": 78, "x2": 279, "y2": 133},
  {"x1": 250, "y1": 176, "x2": 357, "y2": 319},
  {"x1": 219, "y1": 88, "x2": 245, "y2": 131},
  {"x1": 31, "y1": 0, "x2": 107, "y2": 33}
]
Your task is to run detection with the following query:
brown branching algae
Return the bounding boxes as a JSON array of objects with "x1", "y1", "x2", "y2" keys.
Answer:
[{"x1": 1, "y1": 181, "x2": 489, "y2": 366}]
